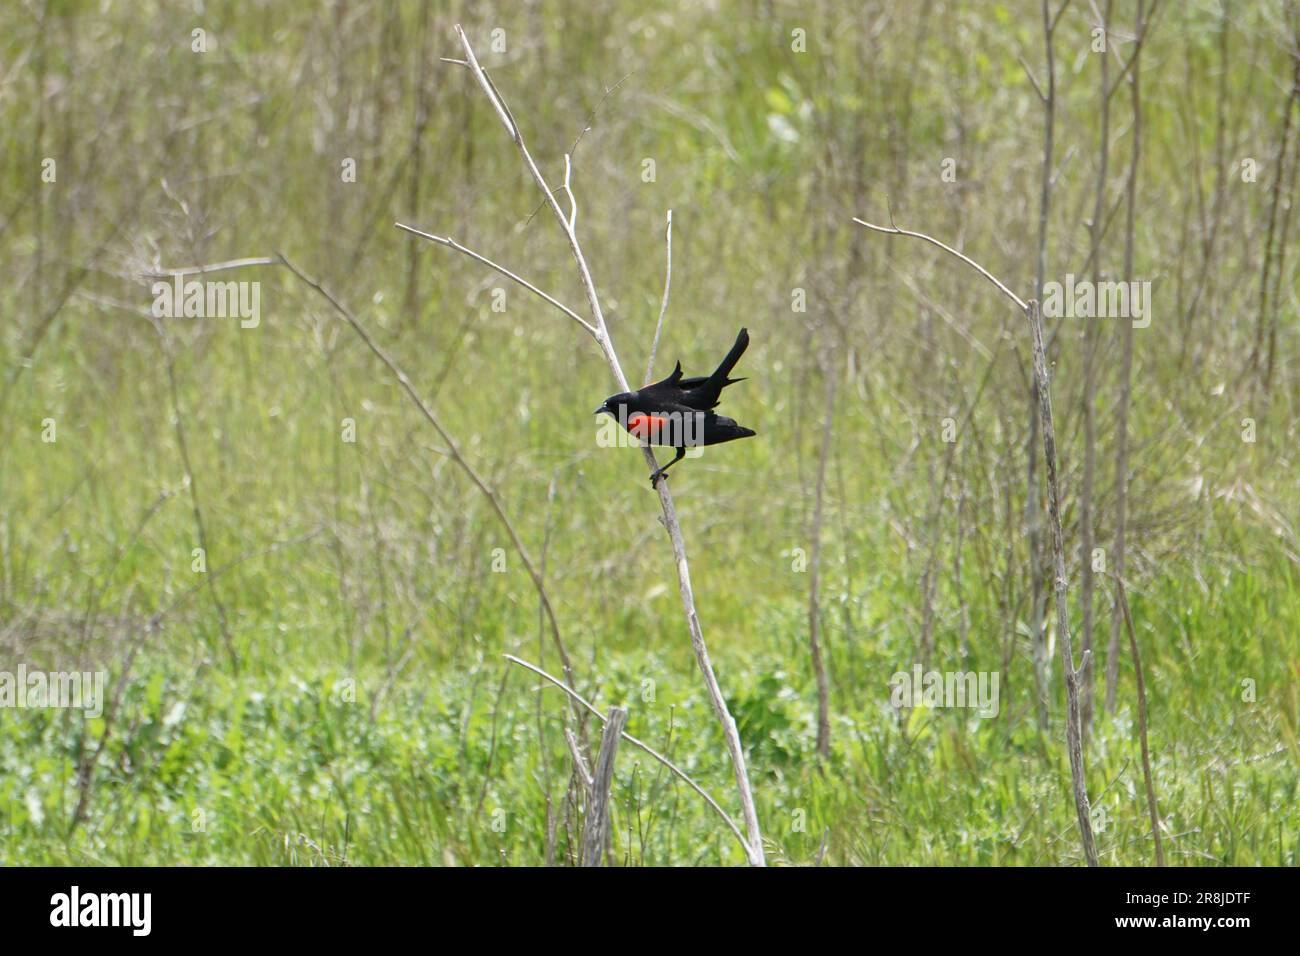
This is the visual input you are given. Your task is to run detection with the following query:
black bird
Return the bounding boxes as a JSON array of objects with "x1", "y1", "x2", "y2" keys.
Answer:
[{"x1": 595, "y1": 328, "x2": 756, "y2": 486}]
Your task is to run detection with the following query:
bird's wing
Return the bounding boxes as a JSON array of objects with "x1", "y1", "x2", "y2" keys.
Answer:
[
  {"x1": 647, "y1": 361, "x2": 681, "y2": 387},
  {"x1": 657, "y1": 374, "x2": 721, "y2": 410},
  {"x1": 651, "y1": 399, "x2": 702, "y2": 416},
  {"x1": 641, "y1": 361, "x2": 688, "y2": 399},
  {"x1": 701, "y1": 410, "x2": 757, "y2": 443}
]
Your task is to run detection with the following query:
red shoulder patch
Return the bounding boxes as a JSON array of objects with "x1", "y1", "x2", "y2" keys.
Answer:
[{"x1": 626, "y1": 413, "x2": 667, "y2": 439}]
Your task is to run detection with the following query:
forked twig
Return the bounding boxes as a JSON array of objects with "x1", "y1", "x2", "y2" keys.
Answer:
[
  {"x1": 852, "y1": 214, "x2": 1100, "y2": 867},
  {"x1": 504, "y1": 654, "x2": 749, "y2": 856},
  {"x1": 851, "y1": 217, "x2": 1028, "y2": 311},
  {"x1": 393, "y1": 223, "x2": 595, "y2": 335}
]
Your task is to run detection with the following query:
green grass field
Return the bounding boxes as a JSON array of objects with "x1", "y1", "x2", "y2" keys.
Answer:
[{"x1": 1, "y1": 0, "x2": 1297, "y2": 866}]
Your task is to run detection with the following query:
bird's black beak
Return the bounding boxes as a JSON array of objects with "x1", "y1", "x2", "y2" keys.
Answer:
[{"x1": 594, "y1": 404, "x2": 608, "y2": 416}]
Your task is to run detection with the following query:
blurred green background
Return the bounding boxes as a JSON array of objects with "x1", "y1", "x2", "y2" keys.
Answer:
[{"x1": 0, "y1": 0, "x2": 1296, "y2": 865}]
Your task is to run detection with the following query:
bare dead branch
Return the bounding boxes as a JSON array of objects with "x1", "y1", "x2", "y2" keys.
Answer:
[
  {"x1": 850, "y1": 214, "x2": 1101, "y2": 867},
  {"x1": 141, "y1": 257, "x2": 280, "y2": 278},
  {"x1": 443, "y1": 24, "x2": 765, "y2": 864},
  {"x1": 276, "y1": 253, "x2": 581, "y2": 703},
  {"x1": 565, "y1": 727, "x2": 593, "y2": 789},
  {"x1": 644, "y1": 209, "x2": 673, "y2": 385},
  {"x1": 852, "y1": 217, "x2": 1029, "y2": 312},
  {"x1": 1111, "y1": 573, "x2": 1165, "y2": 866},
  {"x1": 503, "y1": 654, "x2": 750, "y2": 856},
  {"x1": 393, "y1": 223, "x2": 596, "y2": 336}
]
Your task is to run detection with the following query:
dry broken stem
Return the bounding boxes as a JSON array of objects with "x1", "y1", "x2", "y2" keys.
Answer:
[{"x1": 853, "y1": 214, "x2": 1100, "y2": 867}]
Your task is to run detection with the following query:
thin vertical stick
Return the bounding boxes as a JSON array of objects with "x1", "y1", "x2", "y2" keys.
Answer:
[
  {"x1": 155, "y1": 326, "x2": 238, "y2": 672},
  {"x1": 851, "y1": 219, "x2": 1100, "y2": 866},
  {"x1": 1027, "y1": 298, "x2": 1101, "y2": 867},
  {"x1": 1108, "y1": 0, "x2": 1148, "y2": 713},
  {"x1": 1079, "y1": 0, "x2": 1114, "y2": 741},
  {"x1": 1024, "y1": 0, "x2": 1072, "y2": 732},
  {"x1": 1111, "y1": 574, "x2": 1164, "y2": 866},
  {"x1": 645, "y1": 209, "x2": 673, "y2": 384},
  {"x1": 275, "y1": 255, "x2": 580, "y2": 705},
  {"x1": 808, "y1": 352, "x2": 835, "y2": 760},
  {"x1": 1248, "y1": 18, "x2": 1300, "y2": 389}
]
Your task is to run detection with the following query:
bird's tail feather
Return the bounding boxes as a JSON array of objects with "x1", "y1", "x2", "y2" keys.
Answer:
[{"x1": 708, "y1": 327, "x2": 749, "y2": 388}]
